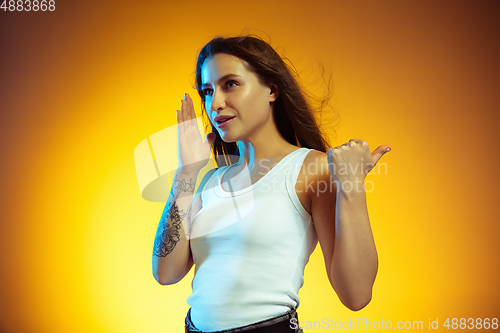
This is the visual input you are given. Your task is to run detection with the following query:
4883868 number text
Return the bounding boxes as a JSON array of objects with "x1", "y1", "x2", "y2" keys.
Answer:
[{"x1": 1, "y1": 0, "x2": 55, "y2": 11}]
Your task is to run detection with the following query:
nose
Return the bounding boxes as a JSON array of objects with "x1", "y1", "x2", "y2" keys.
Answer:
[{"x1": 209, "y1": 88, "x2": 226, "y2": 112}]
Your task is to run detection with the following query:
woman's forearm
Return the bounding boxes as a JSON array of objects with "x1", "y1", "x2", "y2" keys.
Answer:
[
  {"x1": 331, "y1": 182, "x2": 378, "y2": 310},
  {"x1": 152, "y1": 170, "x2": 199, "y2": 285}
]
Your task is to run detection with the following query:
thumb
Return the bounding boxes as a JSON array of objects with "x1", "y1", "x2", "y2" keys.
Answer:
[
  {"x1": 206, "y1": 132, "x2": 216, "y2": 147},
  {"x1": 371, "y1": 145, "x2": 391, "y2": 164}
]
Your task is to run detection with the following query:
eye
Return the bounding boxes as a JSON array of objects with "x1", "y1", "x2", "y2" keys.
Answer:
[
  {"x1": 225, "y1": 80, "x2": 238, "y2": 89},
  {"x1": 202, "y1": 88, "x2": 213, "y2": 97}
]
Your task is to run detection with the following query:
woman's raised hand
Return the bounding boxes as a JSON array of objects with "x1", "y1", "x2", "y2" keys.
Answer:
[
  {"x1": 327, "y1": 139, "x2": 391, "y2": 190},
  {"x1": 176, "y1": 93, "x2": 216, "y2": 174}
]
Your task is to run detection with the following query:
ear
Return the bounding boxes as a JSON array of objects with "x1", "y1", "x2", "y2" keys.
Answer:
[{"x1": 268, "y1": 83, "x2": 279, "y2": 103}]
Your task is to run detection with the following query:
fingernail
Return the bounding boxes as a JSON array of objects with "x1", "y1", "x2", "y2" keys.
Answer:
[
  {"x1": 184, "y1": 93, "x2": 188, "y2": 100},
  {"x1": 386, "y1": 147, "x2": 391, "y2": 152}
]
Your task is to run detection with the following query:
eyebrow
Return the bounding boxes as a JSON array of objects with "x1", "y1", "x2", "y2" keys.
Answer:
[{"x1": 201, "y1": 74, "x2": 241, "y2": 88}]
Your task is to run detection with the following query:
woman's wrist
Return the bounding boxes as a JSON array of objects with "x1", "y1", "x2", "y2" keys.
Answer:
[
  {"x1": 335, "y1": 177, "x2": 366, "y2": 195},
  {"x1": 174, "y1": 168, "x2": 201, "y2": 179}
]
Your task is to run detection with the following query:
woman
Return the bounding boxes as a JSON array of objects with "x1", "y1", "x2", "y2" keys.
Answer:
[{"x1": 152, "y1": 35, "x2": 391, "y2": 333}]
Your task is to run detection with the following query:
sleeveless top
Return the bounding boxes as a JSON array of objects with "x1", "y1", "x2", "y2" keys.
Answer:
[{"x1": 187, "y1": 148, "x2": 318, "y2": 331}]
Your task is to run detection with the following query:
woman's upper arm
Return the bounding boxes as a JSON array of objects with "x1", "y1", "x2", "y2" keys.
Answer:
[{"x1": 305, "y1": 151, "x2": 338, "y2": 290}]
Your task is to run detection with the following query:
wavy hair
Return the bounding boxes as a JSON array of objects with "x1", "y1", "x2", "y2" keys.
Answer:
[{"x1": 195, "y1": 35, "x2": 332, "y2": 166}]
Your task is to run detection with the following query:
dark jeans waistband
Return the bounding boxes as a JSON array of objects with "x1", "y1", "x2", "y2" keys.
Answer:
[{"x1": 185, "y1": 308, "x2": 302, "y2": 333}]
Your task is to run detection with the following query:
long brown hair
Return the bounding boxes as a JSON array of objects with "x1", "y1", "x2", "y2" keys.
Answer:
[{"x1": 195, "y1": 35, "x2": 332, "y2": 166}]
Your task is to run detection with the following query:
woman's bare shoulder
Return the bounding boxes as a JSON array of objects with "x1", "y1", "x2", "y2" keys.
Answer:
[{"x1": 302, "y1": 149, "x2": 330, "y2": 178}]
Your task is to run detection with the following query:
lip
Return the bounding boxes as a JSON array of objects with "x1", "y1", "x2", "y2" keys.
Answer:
[
  {"x1": 214, "y1": 114, "x2": 235, "y2": 122},
  {"x1": 215, "y1": 116, "x2": 235, "y2": 128}
]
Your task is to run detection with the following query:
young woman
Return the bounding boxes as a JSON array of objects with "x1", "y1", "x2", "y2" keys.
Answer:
[{"x1": 152, "y1": 36, "x2": 391, "y2": 333}]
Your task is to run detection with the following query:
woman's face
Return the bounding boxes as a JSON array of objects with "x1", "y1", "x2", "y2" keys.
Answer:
[{"x1": 201, "y1": 53, "x2": 278, "y2": 143}]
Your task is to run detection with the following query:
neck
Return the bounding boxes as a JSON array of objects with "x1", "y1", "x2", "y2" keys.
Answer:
[
  {"x1": 228, "y1": 106, "x2": 298, "y2": 169},
  {"x1": 235, "y1": 133, "x2": 297, "y2": 169}
]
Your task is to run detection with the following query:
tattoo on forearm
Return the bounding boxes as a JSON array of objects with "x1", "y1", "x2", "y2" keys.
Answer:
[{"x1": 153, "y1": 178, "x2": 196, "y2": 257}]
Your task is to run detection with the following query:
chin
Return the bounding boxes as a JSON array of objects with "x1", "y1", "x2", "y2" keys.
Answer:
[
  {"x1": 220, "y1": 135, "x2": 237, "y2": 144},
  {"x1": 217, "y1": 131, "x2": 237, "y2": 143}
]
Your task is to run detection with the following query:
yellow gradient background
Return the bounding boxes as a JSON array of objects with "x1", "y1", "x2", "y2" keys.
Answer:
[{"x1": 1, "y1": 1, "x2": 499, "y2": 332}]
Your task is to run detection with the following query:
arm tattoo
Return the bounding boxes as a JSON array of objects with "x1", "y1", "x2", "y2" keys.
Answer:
[{"x1": 153, "y1": 178, "x2": 196, "y2": 257}]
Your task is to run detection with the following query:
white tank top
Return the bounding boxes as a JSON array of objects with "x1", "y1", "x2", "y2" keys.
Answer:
[{"x1": 187, "y1": 148, "x2": 318, "y2": 331}]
